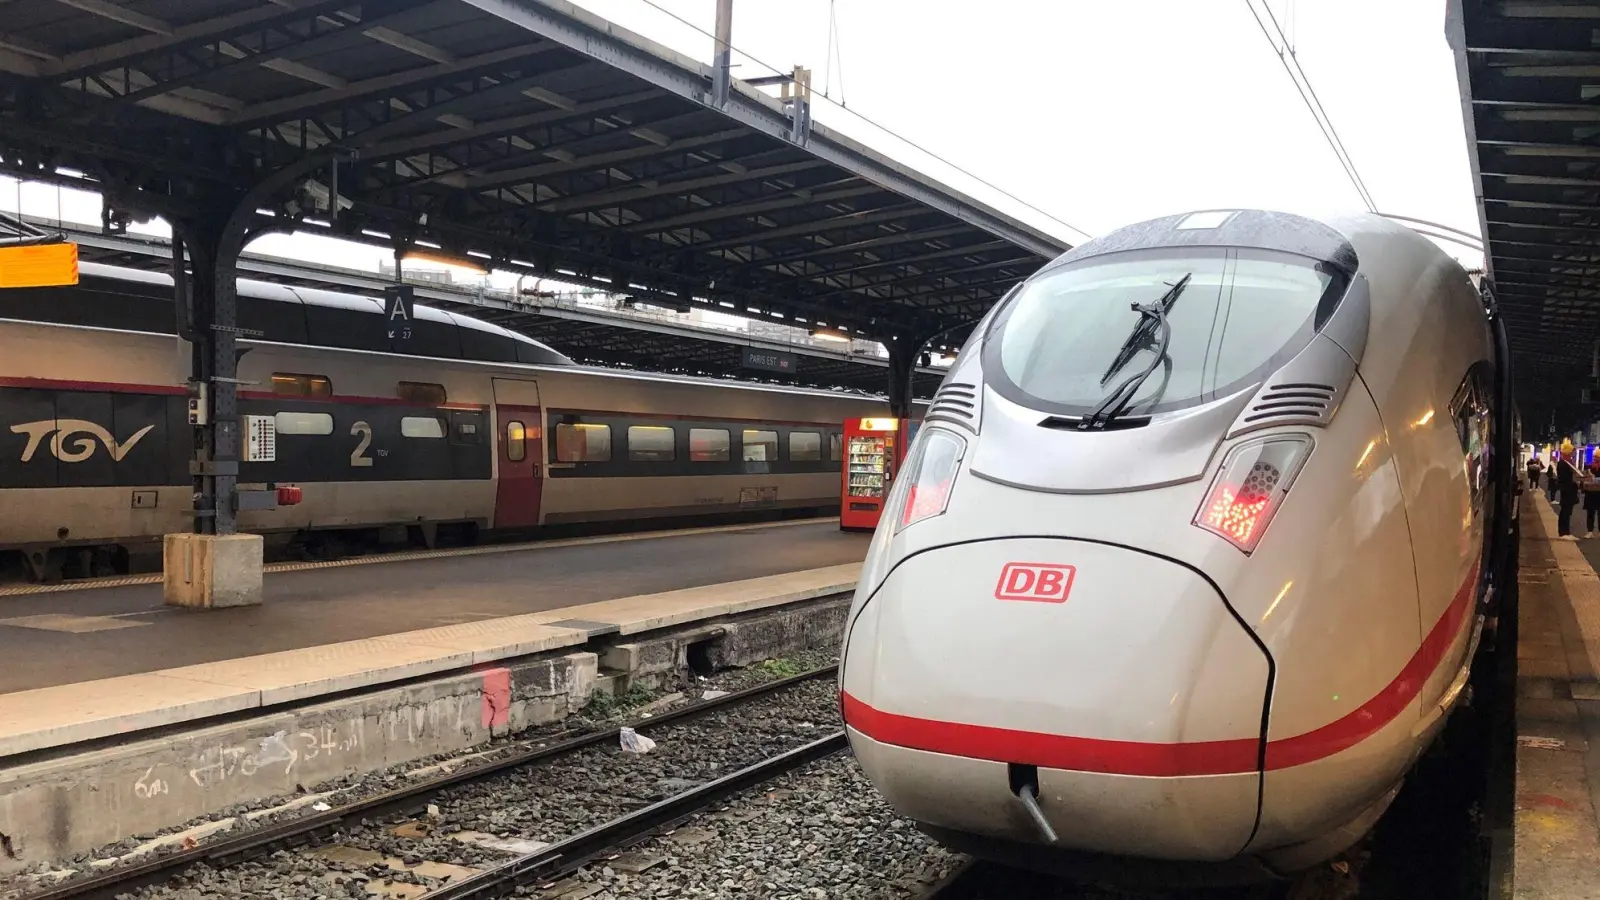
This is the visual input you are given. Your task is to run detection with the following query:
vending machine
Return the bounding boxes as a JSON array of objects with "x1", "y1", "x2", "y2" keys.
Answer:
[{"x1": 840, "y1": 417, "x2": 909, "y2": 531}]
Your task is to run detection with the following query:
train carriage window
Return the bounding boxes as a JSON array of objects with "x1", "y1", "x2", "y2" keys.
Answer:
[
  {"x1": 627, "y1": 425, "x2": 676, "y2": 461},
  {"x1": 506, "y1": 421, "x2": 526, "y2": 462},
  {"x1": 742, "y1": 429, "x2": 779, "y2": 462},
  {"x1": 397, "y1": 382, "x2": 448, "y2": 405},
  {"x1": 401, "y1": 416, "x2": 447, "y2": 439},
  {"x1": 274, "y1": 411, "x2": 334, "y2": 435},
  {"x1": 690, "y1": 428, "x2": 730, "y2": 462},
  {"x1": 789, "y1": 431, "x2": 822, "y2": 461},
  {"x1": 271, "y1": 373, "x2": 332, "y2": 398},
  {"x1": 556, "y1": 423, "x2": 612, "y2": 462},
  {"x1": 829, "y1": 432, "x2": 843, "y2": 462}
]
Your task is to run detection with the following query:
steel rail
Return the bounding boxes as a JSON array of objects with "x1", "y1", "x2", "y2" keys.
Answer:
[
  {"x1": 419, "y1": 731, "x2": 850, "y2": 900},
  {"x1": 28, "y1": 664, "x2": 839, "y2": 900}
]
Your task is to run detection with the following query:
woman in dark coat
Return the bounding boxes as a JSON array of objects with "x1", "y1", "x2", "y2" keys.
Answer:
[{"x1": 1557, "y1": 442, "x2": 1581, "y2": 538}]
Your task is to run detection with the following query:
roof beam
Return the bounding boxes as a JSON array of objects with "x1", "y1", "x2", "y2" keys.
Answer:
[
  {"x1": 538, "y1": 159, "x2": 823, "y2": 214},
  {"x1": 688, "y1": 206, "x2": 926, "y2": 253},
  {"x1": 52, "y1": 0, "x2": 171, "y2": 35},
  {"x1": 358, "y1": 87, "x2": 659, "y2": 161},
  {"x1": 228, "y1": 41, "x2": 560, "y2": 126},
  {"x1": 48, "y1": 0, "x2": 355, "y2": 79},
  {"x1": 462, "y1": 128, "x2": 747, "y2": 192},
  {"x1": 625, "y1": 181, "x2": 877, "y2": 234}
]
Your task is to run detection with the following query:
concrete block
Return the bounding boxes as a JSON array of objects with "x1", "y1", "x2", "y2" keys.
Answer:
[
  {"x1": 707, "y1": 597, "x2": 850, "y2": 669},
  {"x1": 163, "y1": 533, "x2": 264, "y2": 609},
  {"x1": 0, "y1": 653, "x2": 598, "y2": 868}
]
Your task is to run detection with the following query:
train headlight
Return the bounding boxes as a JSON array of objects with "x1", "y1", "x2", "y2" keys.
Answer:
[
  {"x1": 1193, "y1": 434, "x2": 1312, "y2": 553},
  {"x1": 893, "y1": 427, "x2": 967, "y2": 533}
]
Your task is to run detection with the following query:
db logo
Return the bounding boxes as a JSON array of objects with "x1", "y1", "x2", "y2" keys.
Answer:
[{"x1": 995, "y1": 562, "x2": 1075, "y2": 603}]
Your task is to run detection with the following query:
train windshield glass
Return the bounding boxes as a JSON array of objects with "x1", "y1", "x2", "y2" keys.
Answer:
[{"x1": 986, "y1": 249, "x2": 1340, "y2": 418}]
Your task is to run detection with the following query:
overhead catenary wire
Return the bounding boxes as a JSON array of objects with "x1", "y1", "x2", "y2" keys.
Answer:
[
  {"x1": 633, "y1": 0, "x2": 1093, "y2": 242},
  {"x1": 1244, "y1": 0, "x2": 1377, "y2": 213}
]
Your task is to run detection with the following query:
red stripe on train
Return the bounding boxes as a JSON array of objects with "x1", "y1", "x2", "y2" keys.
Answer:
[{"x1": 843, "y1": 562, "x2": 1480, "y2": 776}]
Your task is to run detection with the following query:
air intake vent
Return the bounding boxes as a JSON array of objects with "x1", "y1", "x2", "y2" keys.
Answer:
[
  {"x1": 1241, "y1": 382, "x2": 1336, "y2": 425},
  {"x1": 926, "y1": 382, "x2": 978, "y2": 432}
]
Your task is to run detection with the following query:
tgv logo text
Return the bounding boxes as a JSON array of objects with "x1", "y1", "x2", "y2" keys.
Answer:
[
  {"x1": 11, "y1": 419, "x2": 154, "y2": 463},
  {"x1": 994, "y1": 562, "x2": 1076, "y2": 603}
]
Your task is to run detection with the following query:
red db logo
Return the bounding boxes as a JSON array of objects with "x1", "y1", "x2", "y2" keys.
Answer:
[{"x1": 995, "y1": 563, "x2": 1076, "y2": 603}]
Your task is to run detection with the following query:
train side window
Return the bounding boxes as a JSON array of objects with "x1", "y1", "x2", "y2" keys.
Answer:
[
  {"x1": 397, "y1": 381, "x2": 447, "y2": 405},
  {"x1": 829, "y1": 432, "x2": 843, "y2": 462},
  {"x1": 506, "y1": 421, "x2": 526, "y2": 462},
  {"x1": 271, "y1": 373, "x2": 332, "y2": 397},
  {"x1": 742, "y1": 429, "x2": 779, "y2": 462},
  {"x1": 556, "y1": 423, "x2": 612, "y2": 462},
  {"x1": 789, "y1": 431, "x2": 822, "y2": 461},
  {"x1": 274, "y1": 411, "x2": 334, "y2": 435},
  {"x1": 627, "y1": 425, "x2": 676, "y2": 461},
  {"x1": 401, "y1": 416, "x2": 446, "y2": 439},
  {"x1": 690, "y1": 428, "x2": 730, "y2": 462}
]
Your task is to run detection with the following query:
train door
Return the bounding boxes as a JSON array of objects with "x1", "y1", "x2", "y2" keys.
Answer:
[{"x1": 491, "y1": 378, "x2": 543, "y2": 529}]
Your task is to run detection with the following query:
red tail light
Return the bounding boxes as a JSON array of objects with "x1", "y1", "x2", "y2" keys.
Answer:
[
  {"x1": 1193, "y1": 435, "x2": 1312, "y2": 553},
  {"x1": 276, "y1": 485, "x2": 303, "y2": 507},
  {"x1": 889, "y1": 428, "x2": 967, "y2": 534}
]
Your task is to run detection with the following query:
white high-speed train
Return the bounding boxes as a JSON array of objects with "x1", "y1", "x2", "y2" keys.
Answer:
[{"x1": 838, "y1": 209, "x2": 1517, "y2": 882}]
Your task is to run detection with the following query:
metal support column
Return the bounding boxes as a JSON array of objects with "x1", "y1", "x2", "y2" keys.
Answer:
[
  {"x1": 711, "y1": 0, "x2": 733, "y2": 108},
  {"x1": 173, "y1": 210, "x2": 245, "y2": 536},
  {"x1": 885, "y1": 337, "x2": 917, "y2": 420},
  {"x1": 173, "y1": 157, "x2": 335, "y2": 537}
]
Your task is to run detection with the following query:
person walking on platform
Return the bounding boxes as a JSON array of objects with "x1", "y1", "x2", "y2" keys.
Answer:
[
  {"x1": 1584, "y1": 457, "x2": 1600, "y2": 539},
  {"x1": 1529, "y1": 455, "x2": 1544, "y2": 493},
  {"x1": 1557, "y1": 441, "x2": 1581, "y2": 539}
]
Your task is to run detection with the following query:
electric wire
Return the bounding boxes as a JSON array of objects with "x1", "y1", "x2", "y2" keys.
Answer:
[
  {"x1": 632, "y1": 0, "x2": 1092, "y2": 242},
  {"x1": 1244, "y1": 0, "x2": 1376, "y2": 212},
  {"x1": 1261, "y1": 1, "x2": 1376, "y2": 210}
]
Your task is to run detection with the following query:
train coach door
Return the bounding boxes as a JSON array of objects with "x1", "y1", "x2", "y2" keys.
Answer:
[{"x1": 491, "y1": 379, "x2": 543, "y2": 529}]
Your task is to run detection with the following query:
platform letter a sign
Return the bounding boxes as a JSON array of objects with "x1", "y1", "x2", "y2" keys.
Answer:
[{"x1": 384, "y1": 284, "x2": 415, "y2": 342}]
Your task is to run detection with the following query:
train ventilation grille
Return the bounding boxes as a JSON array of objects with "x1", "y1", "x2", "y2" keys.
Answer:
[
  {"x1": 1241, "y1": 383, "x2": 1337, "y2": 424},
  {"x1": 926, "y1": 382, "x2": 978, "y2": 431}
]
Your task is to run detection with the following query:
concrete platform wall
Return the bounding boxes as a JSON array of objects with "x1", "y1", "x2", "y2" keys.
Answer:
[{"x1": 0, "y1": 595, "x2": 847, "y2": 869}]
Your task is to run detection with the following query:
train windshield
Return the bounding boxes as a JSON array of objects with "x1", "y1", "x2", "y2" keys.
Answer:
[{"x1": 984, "y1": 248, "x2": 1345, "y2": 419}]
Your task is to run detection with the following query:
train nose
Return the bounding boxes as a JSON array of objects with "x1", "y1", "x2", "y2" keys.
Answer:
[{"x1": 841, "y1": 538, "x2": 1271, "y2": 861}]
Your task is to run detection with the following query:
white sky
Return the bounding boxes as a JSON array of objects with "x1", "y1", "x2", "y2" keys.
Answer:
[{"x1": 0, "y1": 0, "x2": 1485, "y2": 284}]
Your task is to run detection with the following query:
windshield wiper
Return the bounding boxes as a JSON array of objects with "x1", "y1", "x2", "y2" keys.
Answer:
[
  {"x1": 1078, "y1": 273, "x2": 1190, "y2": 431},
  {"x1": 1098, "y1": 273, "x2": 1191, "y2": 386}
]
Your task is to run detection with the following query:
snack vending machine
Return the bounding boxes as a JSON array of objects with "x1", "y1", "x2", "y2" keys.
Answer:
[{"x1": 840, "y1": 417, "x2": 909, "y2": 531}]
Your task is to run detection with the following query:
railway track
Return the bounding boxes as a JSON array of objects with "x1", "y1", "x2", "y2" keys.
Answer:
[{"x1": 20, "y1": 665, "x2": 841, "y2": 900}]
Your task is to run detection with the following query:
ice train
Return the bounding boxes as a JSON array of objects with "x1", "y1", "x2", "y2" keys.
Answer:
[{"x1": 838, "y1": 209, "x2": 1516, "y2": 881}]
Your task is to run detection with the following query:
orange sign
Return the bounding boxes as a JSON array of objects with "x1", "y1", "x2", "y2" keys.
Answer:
[{"x1": 0, "y1": 242, "x2": 79, "y2": 288}]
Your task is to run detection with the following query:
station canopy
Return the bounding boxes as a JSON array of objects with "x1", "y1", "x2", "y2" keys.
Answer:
[
  {"x1": 0, "y1": 0, "x2": 1069, "y2": 398},
  {"x1": 1451, "y1": 0, "x2": 1600, "y2": 433}
]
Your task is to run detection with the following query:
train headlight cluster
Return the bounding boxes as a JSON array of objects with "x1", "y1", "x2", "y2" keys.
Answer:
[
  {"x1": 893, "y1": 427, "x2": 968, "y2": 533},
  {"x1": 1193, "y1": 434, "x2": 1313, "y2": 553}
]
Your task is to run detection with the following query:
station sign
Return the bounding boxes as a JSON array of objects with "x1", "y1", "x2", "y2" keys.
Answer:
[
  {"x1": 0, "y1": 242, "x2": 78, "y2": 288},
  {"x1": 384, "y1": 284, "x2": 416, "y2": 342},
  {"x1": 742, "y1": 346, "x2": 797, "y2": 374}
]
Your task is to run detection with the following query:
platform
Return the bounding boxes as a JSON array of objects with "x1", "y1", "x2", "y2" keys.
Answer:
[
  {"x1": 0, "y1": 517, "x2": 866, "y2": 869},
  {"x1": 1513, "y1": 496, "x2": 1600, "y2": 898},
  {"x1": 0, "y1": 518, "x2": 864, "y2": 693}
]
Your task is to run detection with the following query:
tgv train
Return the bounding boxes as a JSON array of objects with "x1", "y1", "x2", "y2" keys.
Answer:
[
  {"x1": 839, "y1": 209, "x2": 1516, "y2": 881},
  {"x1": 0, "y1": 263, "x2": 900, "y2": 582}
]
